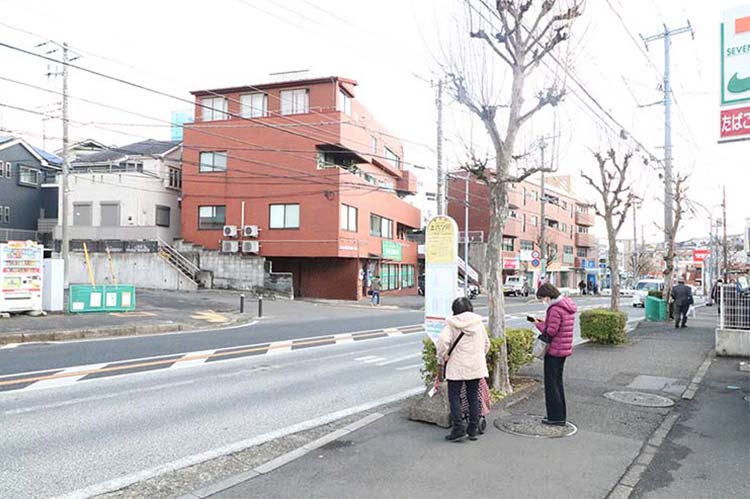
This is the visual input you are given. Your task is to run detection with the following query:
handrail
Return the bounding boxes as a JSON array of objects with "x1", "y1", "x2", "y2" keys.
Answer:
[{"x1": 157, "y1": 238, "x2": 200, "y2": 276}]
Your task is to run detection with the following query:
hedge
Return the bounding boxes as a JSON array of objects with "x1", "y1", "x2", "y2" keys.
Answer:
[
  {"x1": 580, "y1": 308, "x2": 628, "y2": 344},
  {"x1": 420, "y1": 327, "x2": 535, "y2": 387}
]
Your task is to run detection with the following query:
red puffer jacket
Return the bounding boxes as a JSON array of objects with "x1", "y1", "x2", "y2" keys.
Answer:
[{"x1": 535, "y1": 296, "x2": 577, "y2": 357}]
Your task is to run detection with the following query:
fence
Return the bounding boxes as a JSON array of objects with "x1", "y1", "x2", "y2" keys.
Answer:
[
  {"x1": 0, "y1": 228, "x2": 39, "y2": 243},
  {"x1": 719, "y1": 282, "x2": 750, "y2": 330}
]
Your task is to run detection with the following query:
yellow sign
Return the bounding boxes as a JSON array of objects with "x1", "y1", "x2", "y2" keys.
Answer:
[{"x1": 426, "y1": 216, "x2": 458, "y2": 264}]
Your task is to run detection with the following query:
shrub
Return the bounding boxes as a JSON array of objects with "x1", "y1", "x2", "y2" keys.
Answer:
[
  {"x1": 647, "y1": 290, "x2": 663, "y2": 299},
  {"x1": 419, "y1": 327, "x2": 535, "y2": 387},
  {"x1": 580, "y1": 308, "x2": 628, "y2": 344}
]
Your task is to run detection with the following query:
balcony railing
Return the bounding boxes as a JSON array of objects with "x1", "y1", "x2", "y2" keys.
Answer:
[
  {"x1": 575, "y1": 232, "x2": 596, "y2": 248},
  {"x1": 575, "y1": 210, "x2": 595, "y2": 227}
]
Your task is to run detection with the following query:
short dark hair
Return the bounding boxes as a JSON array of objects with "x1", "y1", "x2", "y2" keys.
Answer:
[
  {"x1": 452, "y1": 297, "x2": 473, "y2": 315},
  {"x1": 537, "y1": 283, "x2": 560, "y2": 300}
]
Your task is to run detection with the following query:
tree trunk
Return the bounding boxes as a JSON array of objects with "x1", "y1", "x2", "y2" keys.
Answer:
[
  {"x1": 663, "y1": 241, "x2": 676, "y2": 318},
  {"x1": 607, "y1": 224, "x2": 620, "y2": 310},
  {"x1": 487, "y1": 181, "x2": 512, "y2": 394}
]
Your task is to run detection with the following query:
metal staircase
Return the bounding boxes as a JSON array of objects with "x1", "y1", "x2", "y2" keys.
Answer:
[{"x1": 158, "y1": 238, "x2": 201, "y2": 286}]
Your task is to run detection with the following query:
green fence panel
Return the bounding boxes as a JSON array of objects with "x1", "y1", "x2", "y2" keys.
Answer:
[{"x1": 68, "y1": 285, "x2": 136, "y2": 313}]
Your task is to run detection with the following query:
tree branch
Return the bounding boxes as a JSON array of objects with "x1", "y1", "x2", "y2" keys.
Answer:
[
  {"x1": 518, "y1": 87, "x2": 564, "y2": 124},
  {"x1": 470, "y1": 29, "x2": 514, "y2": 66}
]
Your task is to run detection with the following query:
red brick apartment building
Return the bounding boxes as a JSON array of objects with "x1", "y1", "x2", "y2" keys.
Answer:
[
  {"x1": 448, "y1": 174, "x2": 598, "y2": 290},
  {"x1": 181, "y1": 75, "x2": 420, "y2": 300}
]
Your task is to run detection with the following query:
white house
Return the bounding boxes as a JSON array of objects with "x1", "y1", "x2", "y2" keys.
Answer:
[{"x1": 55, "y1": 139, "x2": 182, "y2": 243}]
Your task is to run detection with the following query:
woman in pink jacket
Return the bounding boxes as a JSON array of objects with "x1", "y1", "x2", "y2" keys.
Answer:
[
  {"x1": 534, "y1": 283, "x2": 577, "y2": 426},
  {"x1": 437, "y1": 297, "x2": 490, "y2": 441}
]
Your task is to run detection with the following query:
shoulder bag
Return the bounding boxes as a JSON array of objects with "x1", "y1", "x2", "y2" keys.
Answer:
[{"x1": 438, "y1": 331, "x2": 465, "y2": 381}]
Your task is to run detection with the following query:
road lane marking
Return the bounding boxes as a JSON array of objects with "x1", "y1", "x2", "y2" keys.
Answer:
[
  {"x1": 355, "y1": 356, "x2": 377, "y2": 361},
  {"x1": 24, "y1": 363, "x2": 108, "y2": 391},
  {"x1": 375, "y1": 353, "x2": 421, "y2": 366},
  {"x1": 362, "y1": 357, "x2": 386, "y2": 364}
]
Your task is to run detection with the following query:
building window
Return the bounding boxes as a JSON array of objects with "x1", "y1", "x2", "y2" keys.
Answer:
[
  {"x1": 3, "y1": 162, "x2": 11, "y2": 178},
  {"x1": 2, "y1": 206, "x2": 8, "y2": 223},
  {"x1": 577, "y1": 247, "x2": 587, "y2": 258},
  {"x1": 73, "y1": 203, "x2": 93, "y2": 226},
  {"x1": 381, "y1": 263, "x2": 400, "y2": 291},
  {"x1": 561, "y1": 200, "x2": 568, "y2": 210},
  {"x1": 577, "y1": 225, "x2": 589, "y2": 233},
  {"x1": 532, "y1": 190, "x2": 539, "y2": 201},
  {"x1": 240, "y1": 92, "x2": 268, "y2": 118},
  {"x1": 199, "y1": 151, "x2": 227, "y2": 173},
  {"x1": 384, "y1": 147, "x2": 400, "y2": 170},
  {"x1": 401, "y1": 265, "x2": 415, "y2": 288},
  {"x1": 522, "y1": 187, "x2": 527, "y2": 205},
  {"x1": 520, "y1": 240, "x2": 534, "y2": 251},
  {"x1": 168, "y1": 167, "x2": 182, "y2": 189},
  {"x1": 502, "y1": 237, "x2": 514, "y2": 252},
  {"x1": 201, "y1": 96, "x2": 228, "y2": 121},
  {"x1": 371, "y1": 136, "x2": 377, "y2": 154},
  {"x1": 508, "y1": 210, "x2": 518, "y2": 219},
  {"x1": 564, "y1": 245, "x2": 574, "y2": 256},
  {"x1": 156, "y1": 205, "x2": 171, "y2": 228},
  {"x1": 370, "y1": 214, "x2": 393, "y2": 238},
  {"x1": 340, "y1": 204, "x2": 357, "y2": 232},
  {"x1": 530, "y1": 215, "x2": 538, "y2": 226},
  {"x1": 338, "y1": 88, "x2": 351, "y2": 116},
  {"x1": 521, "y1": 213, "x2": 526, "y2": 232},
  {"x1": 280, "y1": 88, "x2": 309, "y2": 115},
  {"x1": 269, "y1": 204, "x2": 300, "y2": 229},
  {"x1": 198, "y1": 205, "x2": 225, "y2": 230},
  {"x1": 18, "y1": 166, "x2": 39, "y2": 186},
  {"x1": 547, "y1": 243, "x2": 558, "y2": 260},
  {"x1": 100, "y1": 202, "x2": 120, "y2": 227},
  {"x1": 561, "y1": 223, "x2": 567, "y2": 233}
]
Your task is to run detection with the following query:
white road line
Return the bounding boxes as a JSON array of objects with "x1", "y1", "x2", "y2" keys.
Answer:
[
  {"x1": 375, "y1": 352, "x2": 421, "y2": 366},
  {"x1": 55, "y1": 387, "x2": 424, "y2": 499},
  {"x1": 384, "y1": 328, "x2": 402, "y2": 337},
  {"x1": 362, "y1": 357, "x2": 386, "y2": 364},
  {"x1": 266, "y1": 341, "x2": 292, "y2": 355},
  {"x1": 355, "y1": 356, "x2": 377, "y2": 361},
  {"x1": 395, "y1": 363, "x2": 424, "y2": 371},
  {"x1": 24, "y1": 363, "x2": 109, "y2": 391},
  {"x1": 334, "y1": 333, "x2": 354, "y2": 344},
  {"x1": 0, "y1": 343, "x2": 20, "y2": 349},
  {"x1": 171, "y1": 350, "x2": 216, "y2": 370}
]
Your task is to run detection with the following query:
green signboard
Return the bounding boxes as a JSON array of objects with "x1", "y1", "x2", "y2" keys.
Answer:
[
  {"x1": 68, "y1": 285, "x2": 136, "y2": 313},
  {"x1": 382, "y1": 241, "x2": 403, "y2": 261}
]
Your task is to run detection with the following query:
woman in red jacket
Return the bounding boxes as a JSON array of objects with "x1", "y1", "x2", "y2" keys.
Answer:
[{"x1": 534, "y1": 283, "x2": 577, "y2": 426}]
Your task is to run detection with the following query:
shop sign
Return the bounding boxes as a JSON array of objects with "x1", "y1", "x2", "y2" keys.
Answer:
[
  {"x1": 721, "y1": 7, "x2": 750, "y2": 106},
  {"x1": 382, "y1": 241, "x2": 402, "y2": 261},
  {"x1": 503, "y1": 258, "x2": 519, "y2": 270},
  {"x1": 693, "y1": 248, "x2": 710, "y2": 262},
  {"x1": 720, "y1": 105, "x2": 750, "y2": 141},
  {"x1": 520, "y1": 249, "x2": 533, "y2": 262}
]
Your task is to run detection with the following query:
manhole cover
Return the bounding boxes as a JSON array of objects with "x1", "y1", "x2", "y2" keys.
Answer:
[
  {"x1": 493, "y1": 414, "x2": 577, "y2": 438},
  {"x1": 604, "y1": 391, "x2": 675, "y2": 407}
]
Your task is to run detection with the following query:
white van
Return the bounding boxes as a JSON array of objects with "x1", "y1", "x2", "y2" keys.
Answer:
[{"x1": 632, "y1": 279, "x2": 664, "y2": 307}]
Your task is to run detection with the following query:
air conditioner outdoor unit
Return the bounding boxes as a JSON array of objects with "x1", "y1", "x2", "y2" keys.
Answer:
[
  {"x1": 221, "y1": 240, "x2": 239, "y2": 253},
  {"x1": 243, "y1": 225, "x2": 259, "y2": 238},
  {"x1": 223, "y1": 225, "x2": 238, "y2": 237},
  {"x1": 242, "y1": 240, "x2": 260, "y2": 254}
]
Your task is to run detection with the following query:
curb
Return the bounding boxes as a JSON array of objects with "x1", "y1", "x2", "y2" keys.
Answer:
[{"x1": 0, "y1": 315, "x2": 255, "y2": 346}]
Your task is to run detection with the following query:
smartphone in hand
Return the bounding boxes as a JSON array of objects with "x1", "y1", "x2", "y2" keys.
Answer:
[{"x1": 526, "y1": 315, "x2": 538, "y2": 323}]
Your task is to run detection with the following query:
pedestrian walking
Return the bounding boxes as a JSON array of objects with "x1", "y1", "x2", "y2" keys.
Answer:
[
  {"x1": 437, "y1": 297, "x2": 490, "y2": 442},
  {"x1": 533, "y1": 283, "x2": 577, "y2": 426},
  {"x1": 671, "y1": 278, "x2": 694, "y2": 328},
  {"x1": 369, "y1": 275, "x2": 382, "y2": 306},
  {"x1": 578, "y1": 280, "x2": 586, "y2": 295},
  {"x1": 710, "y1": 279, "x2": 724, "y2": 315}
]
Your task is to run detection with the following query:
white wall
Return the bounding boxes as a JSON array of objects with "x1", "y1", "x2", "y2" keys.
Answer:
[
  {"x1": 64, "y1": 152, "x2": 182, "y2": 242},
  {"x1": 68, "y1": 252, "x2": 198, "y2": 291}
]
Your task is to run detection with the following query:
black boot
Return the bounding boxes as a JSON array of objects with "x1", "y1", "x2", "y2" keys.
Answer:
[
  {"x1": 467, "y1": 422, "x2": 479, "y2": 440},
  {"x1": 445, "y1": 422, "x2": 466, "y2": 441}
]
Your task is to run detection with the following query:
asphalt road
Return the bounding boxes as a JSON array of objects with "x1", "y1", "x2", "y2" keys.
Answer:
[{"x1": 0, "y1": 295, "x2": 652, "y2": 497}]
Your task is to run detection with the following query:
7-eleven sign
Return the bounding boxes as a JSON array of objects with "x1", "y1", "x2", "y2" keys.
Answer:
[{"x1": 721, "y1": 6, "x2": 750, "y2": 106}]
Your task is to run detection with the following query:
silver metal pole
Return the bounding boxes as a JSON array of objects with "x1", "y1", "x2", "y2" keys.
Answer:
[
  {"x1": 464, "y1": 171, "x2": 469, "y2": 292},
  {"x1": 61, "y1": 42, "x2": 70, "y2": 289}
]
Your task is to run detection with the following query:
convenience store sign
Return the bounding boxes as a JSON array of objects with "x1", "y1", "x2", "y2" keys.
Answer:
[{"x1": 382, "y1": 241, "x2": 402, "y2": 261}]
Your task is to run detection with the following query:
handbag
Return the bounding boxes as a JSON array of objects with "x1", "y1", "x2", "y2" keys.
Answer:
[
  {"x1": 438, "y1": 332, "x2": 465, "y2": 381},
  {"x1": 532, "y1": 333, "x2": 551, "y2": 360}
]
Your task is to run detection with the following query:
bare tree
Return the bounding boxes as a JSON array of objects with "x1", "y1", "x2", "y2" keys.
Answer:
[
  {"x1": 444, "y1": 0, "x2": 583, "y2": 393},
  {"x1": 581, "y1": 149, "x2": 635, "y2": 310},
  {"x1": 662, "y1": 175, "x2": 689, "y2": 313},
  {"x1": 629, "y1": 246, "x2": 657, "y2": 280}
]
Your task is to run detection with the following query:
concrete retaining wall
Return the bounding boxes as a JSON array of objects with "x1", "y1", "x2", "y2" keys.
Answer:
[
  {"x1": 715, "y1": 328, "x2": 750, "y2": 357},
  {"x1": 69, "y1": 252, "x2": 198, "y2": 291}
]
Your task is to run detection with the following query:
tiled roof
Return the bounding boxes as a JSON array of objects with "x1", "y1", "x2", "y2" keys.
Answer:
[{"x1": 73, "y1": 139, "x2": 180, "y2": 164}]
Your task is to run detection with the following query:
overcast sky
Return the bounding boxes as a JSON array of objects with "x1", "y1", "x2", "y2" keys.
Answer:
[{"x1": 0, "y1": 0, "x2": 747, "y2": 243}]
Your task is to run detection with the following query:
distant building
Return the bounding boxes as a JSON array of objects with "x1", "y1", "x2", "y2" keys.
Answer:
[
  {"x1": 0, "y1": 135, "x2": 61, "y2": 243},
  {"x1": 447, "y1": 174, "x2": 597, "y2": 290},
  {"x1": 53, "y1": 139, "x2": 183, "y2": 243},
  {"x1": 181, "y1": 75, "x2": 420, "y2": 300}
]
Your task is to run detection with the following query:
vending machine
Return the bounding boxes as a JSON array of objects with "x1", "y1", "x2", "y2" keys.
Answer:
[{"x1": 0, "y1": 240, "x2": 43, "y2": 313}]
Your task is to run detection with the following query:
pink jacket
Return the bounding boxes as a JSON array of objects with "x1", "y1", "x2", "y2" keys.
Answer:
[
  {"x1": 437, "y1": 312, "x2": 490, "y2": 380},
  {"x1": 535, "y1": 296, "x2": 577, "y2": 357}
]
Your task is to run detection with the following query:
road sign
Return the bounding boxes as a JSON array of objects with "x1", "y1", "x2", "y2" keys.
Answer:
[
  {"x1": 531, "y1": 250, "x2": 541, "y2": 259},
  {"x1": 424, "y1": 216, "x2": 459, "y2": 344},
  {"x1": 531, "y1": 258, "x2": 540, "y2": 268}
]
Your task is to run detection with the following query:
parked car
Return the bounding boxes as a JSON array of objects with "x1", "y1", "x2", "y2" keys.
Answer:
[
  {"x1": 503, "y1": 276, "x2": 529, "y2": 297},
  {"x1": 457, "y1": 281, "x2": 479, "y2": 299},
  {"x1": 632, "y1": 279, "x2": 665, "y2": 307}
]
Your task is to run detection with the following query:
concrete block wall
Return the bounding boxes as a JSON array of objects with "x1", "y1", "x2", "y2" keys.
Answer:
[{"x1": 69, "y1": 252, "x2": 198, "y2": 291}]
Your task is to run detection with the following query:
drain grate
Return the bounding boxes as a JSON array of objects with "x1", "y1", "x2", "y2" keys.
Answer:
[
  {"x1": 604, "y1": 391, "x2": 675, "y2": 407},
  {"x1": 493, "y1": 414, "x2": 577, "y2": 438}
]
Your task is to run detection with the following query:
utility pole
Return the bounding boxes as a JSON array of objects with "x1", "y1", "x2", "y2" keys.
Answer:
[
  {"x1": 539, "y1": 138, "x2": 547, "y2": 283},
  {"x1": 464, "y1": 170, "x2": 470, "y2": 292},
  {"x1": 722, "y1": 186, "x2": 728, "y2": 281},
  {"x1": 632, "y1": 201, "x2": 638, "y2": 280},
  {"x1": 435, "y1": 80, "x2": 445, "y2": 215},
  {"x1": 642, "y1": 22, "x2": 694, "y2": 244}
]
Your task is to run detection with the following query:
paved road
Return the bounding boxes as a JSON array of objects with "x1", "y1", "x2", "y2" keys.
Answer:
[
  {"x1": 0, "y1": 295, "x2": 647, "y2": 497},
  {"x1": 0, "y1": 295, "x2": 635, "y2": 377}
]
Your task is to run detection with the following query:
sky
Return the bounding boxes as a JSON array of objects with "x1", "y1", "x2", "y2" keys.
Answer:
[{"x1": 0, "y1": 0, "x2": 748, "y2": 244}]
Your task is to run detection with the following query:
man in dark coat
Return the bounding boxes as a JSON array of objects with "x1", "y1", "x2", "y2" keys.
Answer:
[
  {"x1": 671, "y1": 278, "x2": 694, "y2": 328},
  {"x1": 710, "y1": 279, "x2": 724, "y2": 314}
]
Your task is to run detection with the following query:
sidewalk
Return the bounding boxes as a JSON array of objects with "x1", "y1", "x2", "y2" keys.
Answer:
[{"x1": 209, "y1": 310, "x2": 723, "y2": 499}]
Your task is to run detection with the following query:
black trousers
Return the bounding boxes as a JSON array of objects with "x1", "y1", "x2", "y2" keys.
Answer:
[
  {"x1": 675, "y1": 303, "x2": 689, "y2": 327},
  {"x1": 447, "y1": 379, "x2": 480, "y2": 428},
  {"x1": 544, "y1": 355, "x2": 567, "y2": 423}
]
